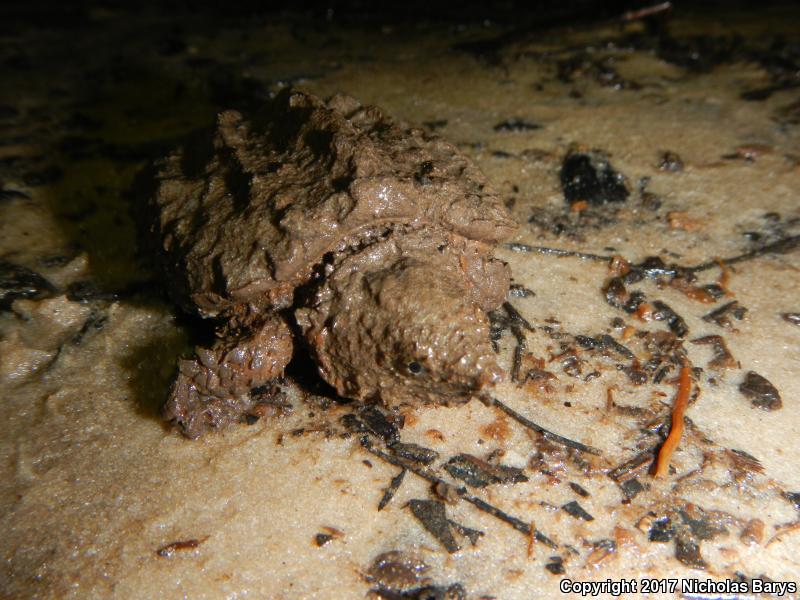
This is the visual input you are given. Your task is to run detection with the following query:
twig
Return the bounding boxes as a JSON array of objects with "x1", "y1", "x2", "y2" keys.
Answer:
[
  {"x1": 464, "y1": 495, "x2": 555, "y2": 547},
  {"x1": 503, "y1": 301, "x2": 534, "y2": 331},
  {"x1": 506, "y1": 235, "x2": 800, "y2": 276},
  {"x1": 505, "y1": 243, "x2": 613, "y2": 263},
  {"x1": 688, "y1": 235, "x2": 800, "y2": 273},
  {"x1": 359, "y1": 437, "x2": 556, "y2": 548},
  {"x1": 501, "y1": 302, "x2": 531, "y2": 383},
  {"x1": 621, "y1": 2, "x2": 672, "y2": 22},
  {"x1": 378, "y1": 468, "x2": 407, "y2": 510},
  {"x1": 489, "y1": 397, "x2": 601, "y2": 455}
]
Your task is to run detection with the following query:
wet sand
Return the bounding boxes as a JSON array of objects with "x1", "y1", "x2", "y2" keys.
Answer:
[{"x1": 1, "y1": 4, "x2": 799, "y2": 598}]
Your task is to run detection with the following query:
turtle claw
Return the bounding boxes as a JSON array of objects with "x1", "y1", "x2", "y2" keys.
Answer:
[{"x1": 163, "y1": 317, "x2": 293, "y2": 438}]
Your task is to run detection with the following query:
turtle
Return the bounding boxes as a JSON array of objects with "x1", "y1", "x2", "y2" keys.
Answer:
[{"x1": 142, "y1": 88, "x2": 518, "y2": 438}]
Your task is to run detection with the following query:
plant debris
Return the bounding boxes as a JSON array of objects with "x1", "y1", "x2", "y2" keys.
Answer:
[
  {"x1": 679, "y1": 505, "x2": 728, "y2": 541},
  {"x1": 447, "y1": 519, "x2": 484, "y2": 546},
  {"x1": 727, "y1": 448, "x2": 764, "y2": 480},
  {"x1": 648, "y1": 517, "x2": 675, "y2": 542},
  {"x1": 781, "y1": 312, "x2": 800, "y2": 326},
  {"x1": 493, "y1": 118, "x2": 541, "y2": 132},
  {"x1": 603, "y1": 277, "x2": 646, "y2": 314},
  {"x1": 560, "y1": 150, "x2": 630, "y2": 206},
  {"x1": 654, "y1": 366, "x2": 691, "y2": 478},
  {"x1": 651, "y1": 301, "x2": 688, "y2": 338},
  {"x1": 645, "y1": 503, "x2": 732, "y2": 569},
  {"x1": 619, "y1": 478, "x2": 645, "y2": 501},
  {"x1": 407, "y1": 499, "x2": 460, "y2": 553},
  {"x1": 465, "y1": 495, "x2": 556, "y2": 548},
  {"x1": 562, "y1": 500, "x2": 594, "y2": 521},
  {"x1": 739, "y1": 371, "x2": 782, "y2": 411},
  {"x1": 0, "y1": 260, "x2": 56, "y2": 309},
  {"x1": 784, "y1": 492, "x2": 800, "y2": 512},
  {"x1": 371, "y1": 583, "x2": 467, "y2": 600},
  {"x1": 489, "y1": 397, "x2": 600, "y2": 455},
  {"x1": 691, "y1": 335, "x2": 736, "y2": 370},
  {"x1": 379, "y1": 469, "x2": 407, "y2": 511},
  {"x1": 739, "y1": 518, "x2": 765, "y2": 546},
  {"x1": 360, "y1": 438, "x2": 556, "y2": 548},
  {"x1": 444, "y1": 454, "x2": 528, "y2": 488},
  {"x1": 702, "y1": 301, "x2": 748, "y2": 328},
  {"x1": 585, "y1": 538, "x2": 617, "y2": 566},
  {"x1": 608, "y1": 447, "x2": 658, "y2": 483},
  {"x1": 691, "y1": 235, "x2": 800, "y2": 272},
  {"x1": 596, "y1": 334, "x2": 635, "y2": 359},
  {"x1": 569, "y1": 482, "x2": 590, "y2": 497},
  {"x1": 505, "y1": 243, "x2": 612, "y2": 262},
  {"x1": 502, "y1": 301, "x2": 534, "y2": 331},
  {"x1": 544, "y1": 556, "x2": 566, "y2": 575},
  {"x1": 508, "y1": 283, "x2": 535, "y2": 298},
  {"x1": 156, "y1": 537, "x2": 207, "y2": 558},
  {"x1": 492, "y1": 302, "x2": 533, "y2": 383},
  {"x1": 658, "y1": 151, "x2": 684, "y2": 172},
  {"x1": 360, "y1": 406, "x2": 401, "y2": 445},
  {"x1": 674, "y1": 536, "x2": 706, "y2": 569},
  {"x1": 391, "y1": 442, "x2": 439, "y2": 465}
]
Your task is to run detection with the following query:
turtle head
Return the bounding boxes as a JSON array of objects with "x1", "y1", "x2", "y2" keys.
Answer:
[{"x1": 298, "y1": 256, "x2": 504, "y2": 406}]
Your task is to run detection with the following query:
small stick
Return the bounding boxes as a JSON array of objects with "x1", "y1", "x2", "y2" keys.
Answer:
[
  {"x1": 156, "y1": 537, "x2": 208, "y2": 557},
  {"x1": 378, "y1": 468, "x2": 407, "y2": 510},
  {"x1": 503, "y1": 301, "x2": 534, "y2": 331},
  {"x1": 505, "y1": 243, "x2": 613, "y2": 263},
  {"x1": 621, "y1": 1, "x2": 672, "y2": 22},
  {"x1": 489, "y1": 397, "x2": 601, "y2": 455},
  {"x1": 689, "y1": 235, "x2": 800, "y2": 273},
  {"x1": 654, "y1": 366, "x2": 691, "y2": 478},
  {"x1": 359, "y1": 437, "x2": 556, "y2": 548},
  {"x1": 503, "y1": 302, "x2": 530, "y2": 383},
  {"x1": 506, "y1": 235, "x2": 800, "y2": 277},
  {"x1": 511, "y1": 344, "x2": 524, "y2": 383}
]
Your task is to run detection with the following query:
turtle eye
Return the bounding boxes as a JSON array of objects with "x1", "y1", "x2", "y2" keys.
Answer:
[{"x1": 407, "y1": 361, "x2": 423, "y2": 375}]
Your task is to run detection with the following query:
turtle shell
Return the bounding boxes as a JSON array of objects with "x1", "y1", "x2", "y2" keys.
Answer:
[{"x1": 145, "y1": 88, "x2": 516, "y2": 317}]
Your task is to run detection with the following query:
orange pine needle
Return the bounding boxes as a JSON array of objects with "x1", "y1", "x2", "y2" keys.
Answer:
[{"x1": 654, "y1": 366, "x2": 691, "y2": 478}]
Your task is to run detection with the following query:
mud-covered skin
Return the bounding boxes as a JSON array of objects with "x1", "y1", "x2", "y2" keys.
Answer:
[
  {"x1": 147, "y1": 89, "x2": 514, "y2": 317},
  {"x1": 164, "y1": 316, "x2": 293, "y2": 439},
  {"x1": 296, "y1": 229, "x2": 508, "y2": 405},
  {"x1": 147, "y1": 89, "x2": 516, "y2": 437}
]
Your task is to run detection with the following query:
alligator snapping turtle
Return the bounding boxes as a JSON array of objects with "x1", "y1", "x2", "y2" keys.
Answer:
[{"x1": 143, "y1": 89, "x2": 517, "y2": 438}]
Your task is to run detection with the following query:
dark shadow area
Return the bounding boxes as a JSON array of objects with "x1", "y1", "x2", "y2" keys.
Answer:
[
  {"x1": 118, "y1": 303, "x2": 192, "y2": 422},
  {"x1": 284, "y1": 344, "x2": 350, "y2": 406}
]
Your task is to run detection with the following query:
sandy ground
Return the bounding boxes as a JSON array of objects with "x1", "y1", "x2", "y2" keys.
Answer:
[{"x1": 1, "y1": 4, "x2": 799, "y2": 599}]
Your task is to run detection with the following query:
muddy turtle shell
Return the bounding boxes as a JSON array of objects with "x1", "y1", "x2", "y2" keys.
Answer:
[{"x1": 144, "y1": 88, "x2": 516, "y2": 317}]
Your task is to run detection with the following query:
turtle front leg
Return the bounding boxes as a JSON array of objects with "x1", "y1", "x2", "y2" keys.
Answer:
[{"x1": 163, "y1": 315, "x2": 293, "y2": 438}]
